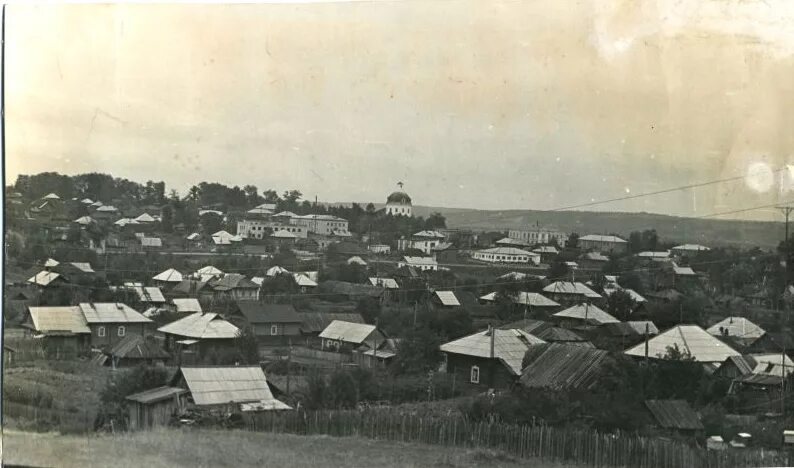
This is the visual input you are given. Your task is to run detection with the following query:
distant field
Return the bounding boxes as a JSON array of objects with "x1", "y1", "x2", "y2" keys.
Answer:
[{"x1": 1, "y1": 429, "x2": 577, "y2": 468}]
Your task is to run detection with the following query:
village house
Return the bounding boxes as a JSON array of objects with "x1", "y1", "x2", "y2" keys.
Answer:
[
  {"x1": 542, "y1": 281, "x2": 602, "y2": 306},
  {"x1": 671, "y1": 244, "x2": 710, "y2": 257},
  {"x1": 398, "y1": 230, "x2": 447, "y2": 254},
  {"x1": 171, "y1": 298, "x2": 203, "y2": 314},
  {"x1": 235, "y1": 301, "x2": 303, "y2": 344},
  {"x1": 298, "y1": 312, "x2": 365, "y2": 339},
  {"x1": 707, "y1": 317, "x2": 766, "y2": 348},
  {"x1": 22, "y1": 306, "x2": 92, "y2": 355},
  {"x1": 520, "y1": 343, "x2": 613, "y2": 391},
  {"x1": 102, "y1": 334, "x2": 170, "y2": 369},
  {"x1": 532, "y1": 245, "x2": 559, "y2": 264},
  {"x1": 318, "y1": 320, "x2": 385, "y2": 353},
  {"x1": 432, "y1": 242, "x2": 458, "y2": 263},
  {"x1": 495, "y1": 237, "x2": 530, "y2": 248},
  {"x1": 157, "y1": 312, "x2": 240, "y2": 362},
  {"x1": 472, "y1": 247, "x2": 540, "y2": 265},
  {"x1": 578, "y1": 251, "x2": 610, "y2": 270},
  {"x1": 714, "y1": 353, "x2": 794, "y2": 380},
  {"x1": 578, "y1": 234, "x2": 628, "y2": 254},
  {"x1": 501, "y1": 319, "x2": 593, "y2": 347},
  {"x1": 624, "y1": 325, "x2": 740, "y2": 366},
  {"x1": 552, "y1": 303, "x2": 620, "y2": 328},
  {"x1": 290, "y1": 214, "x2": 350, "y2": 236},
  {"x1": 597, "y1": 321, "x2": 659, "y2": 350},
  {"x1": 397, "y1": 256, "x2": 438, "y2": 271},
  {"x1": 210, "y1": 274, "x2": 260, "y2": 301},
  {"x1": 440, "y1": 327, "x2": 545, "y2": 390},
  {"x1": 79, "y1": 302, "x2": 154, "y2": 349},
  {"x1": 292, "y1": 273, "x2": 319, "y2": 293},
  {"x1": 153, "y1": 268, "x2": 184, "y2": 287},
  {"x1": 432, "y1": 290, "x2": 462, "y2": 308}
]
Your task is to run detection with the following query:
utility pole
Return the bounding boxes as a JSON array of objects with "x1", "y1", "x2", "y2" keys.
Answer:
[{"x1": 778, "y1": 205, "x2": 794, "y2": 289}]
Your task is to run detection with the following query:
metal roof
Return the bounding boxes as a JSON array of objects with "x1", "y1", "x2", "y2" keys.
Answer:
[
  {"x1": 319, "y1": 320, "x2": 377, "y2": 344},
  {"x1": 186, "y1": 232, "x2": 201, "y2": 240},
  {"x1": 645, "y1": 400, "x2": 703, "y2": 430},
  {"x1": 110, "y1": 334, "x2": 170, "y2": 360},
  {"x1": 158, "y1": 313, "x2": 239, "y2": 339},
  {"x1": 412, "y1": 230, "x2": 446, "y2": 238},
  {"x1": 580, "y1": 234, "x2": 627, "y2": 243},
  {"x1": 211, "y1": 230, "x2": 242, "y2": 245},
  {"x1": 79, "y1": 303, "x2": 153, "y2": 324},
  {"x1": 707, "y1": 317, "x2": 765, "y2": 340},
  {"x1": 440, "y1": 328, "x2": 546, "y2": 375},
  {"x1": 435, "y1": 291, "x2": 461, "y2": 306},
  {"x1": 299, "y1": 312, "x2": 364, "y2": 334},
  {"x1": 211, "y1": 274, "x2": 259, "y2": 291},
  {"x1": 172, "y1": 298, "x2": 203, "y2": 314},
  {"x1": 28, "y1": 271, "x2": 61, "y2": 286},
  {"x1": 44, "y1": 258, "x2": 60, "y2": 268},
  {"x1": 96, "y1": 205, "x2": 118, "y2": 212},
  {"x1": 401, "y1": 256, "x2": 438, "y2": 266},
  {"x1": 237, "y1": 302, "x2": 302, "y2": 324},
  {"x1": 543, "y1": 281, "x2": 602, "y2": 299},
  {"x1": 293, "y1": 273, "x2": 318, "y2": 287},
  {"x1": 69, "y1": 262, "x2": 95, "y2": 273},
  {"x1": 672, "y1": 244, "x2": 710, "y2": 252},
  {"x1": 604, "y1": 321, "x2": 659, "y2": 337},
  {"x1": 581, "y1": 252, "x2": 609, "y2": 261},
  {"x1": 532, "y1": 246, "x2": 559, "y2": 254},
  {"x1": 178, "y1": 366, "x2": 287, "y2": 407},
  {"x1": 638, "y1": 251, "x2": 671, "y2": 258},
  {"x1": 135, "y1": 213, "x2": 156, "y2": 222},
  {"x1": 195, "y1": 266, "x2": 223, "y2": 276},
  {"x1": 625, "y1": 325, "x2": 740, "y2": 363},
  {"x1": 266, "y1": 266, "x2": 290, "y2": 277},
  {"x1": 114, "y1": 218, "x2": 140, "y2": 226},
  {"x1": 153, "y1": 268, "x2": 184, "y2": 283},
  {"x1": 28, "y1": 306, "x2": 90, "y2": 334},
  {"x1": 272, "y1": 229, "x2": 297, "y2": 238},
  {"x1": 513, "y1": 292, "x2": 560, "y2": 307},
  {"x1": 126, "y1": 386, "x2": 187, "y2": 404},
  {"x1": 478, "y1": 247, "x2": 537, "y2": 256},
  {"x1": 554, "y1": 303, "x2": 619, "y2": 325},
  {"x1": 369, "y1": 277, "x2": 399, "y2": 289},
  {"x1": 129, "y1": 286, "x2": 166, "y2": 303},
  {"x1": 520, "y1": 343, "x2": 611, "y2": 391},
  {"x1": 347, "y1": 256, "x2": 367, "y2": 265},
  {"x1": 673, "y1": 265, "x2": 697, "y2": 276},
  {"x1": 74, "y1": 216, "x2": 94, "y2": 225}
]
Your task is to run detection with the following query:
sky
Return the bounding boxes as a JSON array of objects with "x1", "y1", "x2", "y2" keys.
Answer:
[{"x1": 5, "y1": 0, "x2": 794, "y2": 219}]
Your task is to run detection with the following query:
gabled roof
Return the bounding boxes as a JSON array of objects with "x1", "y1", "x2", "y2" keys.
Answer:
[
  {"x1": 435, "y1": 291, "x2": 461, "y2": 307},
  {"x1": 110, "y1": 334, "x2": 170, "y2": 360},
  {"x1": 512, "y1": 292, "x2": 560, "y2": 307},
  {"x1": 495, "y1": 237, "x2": 529, "y2": 247},
  {"x1": 186, "y1": 232, "x2": 201, "y2": 241},
  {"x1": 625, "y1": 325, "x2": 740, "y2": 363},
  {"x1": 672, "y1": 244, "x2": 710, "y2": 252},
  {"x1": 347, "y1": 256, "x2": 367, "y2": 266},
  {"x1": 319, "y1": 320, "x2": 378, "y2": 344},
  {"x1": 74, "y1": 216, "x2": 94, "y2": 225},
  {"x1": 195, "y1": 265, "x2": 223, "y2": 277},
  {"x1": 115, "y1": 218, "x2": 140, "y2": 227},
  {"x1": 266, "y1": 266, "x2": 290, "y2": 277},
  {"x1": 212, "y1": 273, "x2": 259, "y2": 291},
  {"x1": 520, "y1": 343, "x2": 611, "y2": 390},
  {"x1": 129, "y1": 286, "x2": 166, "y2": 304},
  {"x1": 68, "y1": 262, "x2": 95, "y2": 273},
  {"x1": 477, "y1": 247, "x2": 537, "y2": 256},
  {"x1": 543, "y1": 281, "x2": 602, "y2": 299},
  {"x1": 581, "y1": 252, "x2": 609, "y2": 262},
  {"x1": 604, "y1": 321, "x2": 659, "y2": 337},
  {"x1": 158, "y1": 313, "x2": 239, "y2": 339},
  {"x1": 673, "y1": 264, "x2": 697, "y2": 276},
  {"x1": 172, "y1": 298, "x2": 203, "y2": 314},
  {"x1": 79, "y1": 303, "x2": 153, "y2": 324},
  {"x1": 171, "y1": 279, "x2": 210, "y2": 295},
  {"x1": 28, "y1": 306, "x2": 90, "y2": 334},
  {"x1": 369, "y1": 277, "x2": 399, "y2": 289},
  {"x1": 580, "y1": 234, "x2": 626, "y2": 243},
  {"x1": 707, "y1": 317, "x2": 765, "y2": 341},
  {"x1": 272, "y1": 229, "x2": 297, "y2": 239},
  {"x1": 532, "y1": 246, "x2": 560, "y2": 254},
  {"x1": 320, "y1": 281, "x2": 384, "y2": 298},
  {"x1": 645, "y1": 400, "x2": 703, "y2": 430},
  {"x1": 80, "y1": 198, "x2": 94, "y2": 204},
  {"x1": 176, "y1": 366, "x2": 289, "y2": 408},
  {"x1": 212, "y1": 230, "x2": 242, "y2": 245},
  {"x1": 298, "y1": 312, "x2": 364, "y2": 334},
  {"x1": 440, "y1": 328, "x2": 546, "y2": 375},
  {"x1": 28, "y1": 271, "x2": 62, "y2": 286},
  {"x1": 96, "y1": 205, "x2": 118, "y2": 212},
  {"x1": 554, "y1": 303, "x2": 619, "y2": 325},
  {"x1": 237, "y1": 302, "x2": 302, "y2": 324},
  {"x1": 44, "y1": 258, "x2": 60, "y2": 268},
  {"x1": 401, "y1": 256, "x2": 438, "y2": 266},
  {"x1": 293, "y1": 273, "x2": 318, "y2": 288},
  {"x1": 153, "y1": 268, "x2": 183, "y2": 283},
  {"x1": 637, "y1": 251, "x2": 671, "y2": 259},
  {"x1": 135, "y1": 213, "x2": 156, "y2": 223},
  {"x1": 273, "y1": 211, "x2": 297, "y2": 218},
  {"x1": 42, "y1": 192, "x2": 61, "y2": 200},
  {"x1": 412, "y1": 230, "x2": 446, "y2": 239},
  {"x1": 497, "y1": 272, "x2": 546, "y2": 281},
  {"x1": 126, "y1": 386, "x2": 187, "y2": 404}
]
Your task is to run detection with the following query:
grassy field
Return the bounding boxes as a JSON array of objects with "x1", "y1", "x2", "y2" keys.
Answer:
[{"x1": 1, "y1": 429, "x2": 577, "y2": 468}]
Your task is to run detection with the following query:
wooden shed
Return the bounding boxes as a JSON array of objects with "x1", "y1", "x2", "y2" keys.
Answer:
[{"x1": 125, "y1": 386, "x2": 187, "y2": 431}]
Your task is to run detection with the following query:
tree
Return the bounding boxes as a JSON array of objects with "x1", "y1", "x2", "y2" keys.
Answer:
[
  {"x1": 424, "y1": 212, "x2": 447, "y2": 230},
  {"x1": 186, "y1": 185, "x2": 201, "y2": 202},
  {"x1": 549, "y1": 260, "x2": 570, "y2": 280},
  {"x1": 161, "y1": 205, "x2": 174, "y2": 233},
  {"x1": 234, "y1": 327, "x2": 260, "y2": 364},
  {"x1": 262, "y1": 189, "x2": 280, "y2": 203},
  {"x1": 200, "y1": 212, "x2": 224, "y2": 236},
  {"x1": 566, "y1": 232, "x2": 580, "y2": 249},
  {"x1": 243, "y1": 185, "x2": 261, "y2": 207},
  {"x1": 606, "y1": 289, "x2": 635, "y2": 321},
  {"x1": 96, "y1": 365, "x2": 170, "y2": 430},
  {"x1": 392, "y1": 327, "x2": 443, "y2": 375}
]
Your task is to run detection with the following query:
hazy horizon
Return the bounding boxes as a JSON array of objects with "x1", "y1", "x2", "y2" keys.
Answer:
[{"x1": 6, "y1": 1, "x2": 794, "y2": 220}]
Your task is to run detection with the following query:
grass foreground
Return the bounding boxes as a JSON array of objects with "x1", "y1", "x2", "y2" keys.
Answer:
[{"x1": 1, "y1": 428, "x2": 577, "y2": 468}]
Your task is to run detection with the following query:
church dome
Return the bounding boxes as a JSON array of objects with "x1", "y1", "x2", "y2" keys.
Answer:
[{"x1": 387, "y1": 191, "x2": 412, "y2": 205}]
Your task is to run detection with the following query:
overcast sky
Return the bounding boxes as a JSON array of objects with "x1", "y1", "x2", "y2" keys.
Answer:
[{"x1": 6, "y1": 1, "x2": 794, "y2": 219}]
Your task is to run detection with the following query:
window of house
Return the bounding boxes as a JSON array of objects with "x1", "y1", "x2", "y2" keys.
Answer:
[
  {"x1": 118, "y1": 326, "x2": 126, "y2": 337},
  {"x1": 271, "y1": 325, "x2": 279, "y2": 335},
  {"x1": 470, "y1": 366, "x2": 480, "y2": 384},
  {"x1": 98, "y1": 326, "x2": 106, "y2": 337}
]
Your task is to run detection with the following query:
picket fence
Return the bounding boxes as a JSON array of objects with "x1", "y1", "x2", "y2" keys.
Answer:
[{"x1": 244, "y1": 410, "x2": 790, "y2": 468}]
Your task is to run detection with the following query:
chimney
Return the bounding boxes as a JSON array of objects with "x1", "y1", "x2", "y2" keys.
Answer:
[{"x1": 489, "y1": 325, "x2": 495, "y2": 359}]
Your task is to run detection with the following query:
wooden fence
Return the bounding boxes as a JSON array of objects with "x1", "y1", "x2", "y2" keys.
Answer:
[{"x1": 244, "y1": 410, "x2": 790, "y2": 468}]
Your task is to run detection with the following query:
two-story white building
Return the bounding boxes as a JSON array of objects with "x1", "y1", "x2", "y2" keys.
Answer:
[
  {"x1": 237, "y1": 219, "x2": 307, "y2": 240},
  {"x1": 472, "y1": 247, "x2": 540, "y2": 265},
  {"x1": 508, "y1": 225, "x2": 567, "y2": 246},
  {"x1": 291, "y1": 214, "x2": 350, "y2": 236},
  {"x1": 398, "y1": 230, "x2": 447, "y2": 254}
]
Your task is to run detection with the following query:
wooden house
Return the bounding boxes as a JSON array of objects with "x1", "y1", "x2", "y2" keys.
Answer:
[
  {"x1": 235, "y1": 301, "x2": 302, "y2": 344},
  {"x1": 157, "y1": 312, "x2": 240, "y2": 362},
  {"x1": 318, "y1": 320, "x2": 385, "y2": 353},
  {"x1": 126, "y1": 386, "x2": 188, "y2": 431},
  {"x1": 79, "y1": 303, "x2": 154, "y2": 349},
  {"x1": 22, "y1": 306, "x2": 92, "y2": 355}
]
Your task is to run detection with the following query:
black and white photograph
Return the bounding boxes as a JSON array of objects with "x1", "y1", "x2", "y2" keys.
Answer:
[{"x1": 2, "y1": 1, "x2": 794, "y2": 466}]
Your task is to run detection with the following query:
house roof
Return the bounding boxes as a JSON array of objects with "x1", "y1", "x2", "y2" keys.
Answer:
[
  {"x1": 42, "y1": 192, "x2": 61, "y2": 200},
  {"x1": 347, "y1": 256, "x2": 367, "y2": 266},
  {"x1": 412, "y1": 230, "x2": 446, "y2": 239},
  {"x1": 477, "y1": 247, "x2": 537, "y2": 256},
  {"x1": 532, "y1": 246, "x2": 560, "y2": 254},
  {"x1": 401, "y1": 256, "x2": 438, "y2": 266},
  {"x1": 440, "y1": 328, "x2": 546, "y2": 375},
  {"x1": 604, "y1": 321, "x2": 659, "y2": 337},
  {"x1": 606, "y1": 288, "x2": 647, "y2": 303},
  {"x1": 186, "y1": 232, "x2": 201, "y2": 241},
  {"x1": 293, "y1": 273, "x2": 318, "y2": 288},
  {"x1": 135, "y1": 213, "x2": 156, "y2": 222},
  {"x1": 435, "y1": 291, "x2": 461, "y2": 307},
  {"x1": 171, "y1": 279, "x2": 210, "y2": 295},
  {"x1": 707, "y1": 317, "x2": 765, "y2": 341},
  {"x1": 298, "y1": 312, "x2": 364, "y2": 334},
  {"x1": 196, "y1": 266, "x2": 223, "y2": 276},
  {"x1": 673, "y1": 265, "x2": 697, "y2": 276},
  {"x1": 74, "y1": 216, "x2": 94, "y2": 225},
  {"x1": 272, "y1": 229, "x2": 297, "y2": 239},
  {"x1": 319, "y1": 320, "x2": 377, "y2": 344},
  {"x1": 237, "y1": 302, "x2": 302, "y2": 324},
  {"x1": 44, "y1": 258, "x2": 60, "y2": 268},
  {"x1": 114, "y1": 218, "x2": 139, "y2": 227},
  {"x1": 69, "y1": 262, "x2": 95, "y2": 273},
  {"x1": 520, "y1": 343, "x2": 612, "y2": 391},
  {"x1": 126, "y1": 386, "x2": 187, "y2": 404},
  {"x1": 672, "y1": 244, "x2": 710, "y2": 252},
  {"x1": 28, "y1": 271, "x2": 62, "y2": 286},
  {"x1": 153, "y1": 268, "x2": 183, "y2": 283},
  {"x1": 369, "y1": 277, "x2": 399, "y2": 289},
  {"x1": 638, "y1": 251, "x2": 671, "y2": 259},
  {"x1": 580, "y1": 234, "x2": 627, "y2": 243},
  {"x1": 79, "y1": 303, "x2": 153, "y2": 324},
  {"x1": 212, "y1": 230, "x2": 242, "y2": 245},
  {"x1": 625, "y1": 325, "x2": 740, "y2": 363},
  {"x1": 266, "y1": 266, "x2": 290, "y2": 277},
  {"x1": 543, "y1": 281, "x2": 602, "y2": 299},
  {"x1": 177, "y1": 366, "x2": 289, "y2": 408},
  {"x1": 212, "y1": 274, "x2": 259, "y2": 291},
  {"x1": 554, "y1": 303, "x2": 619, "y2": 325},
  {"x1": 28, "y1": 306, "x2": 91, "y2": 334},
  {"x1": 513, "y1": 292, "x2": 560, "y2": 307},
  {"x1": 172, "y1": 298, "x2": 203, "y2": 314},
  {"x1": 495, "y1": 237, "x2": 529, "y2": 247},
  {"x1": 581, "y1": 252, "x2": 609, "y2": 262},
  {"x1": 645, "y1": 400, "x2": 703, "y2": 430},
  {"x1": 273, "y1": 211, "x2": 297, "y2": 218},
  {"x1": 158, "y1": 313, "x2": 239, "y2": 339},
  {"x1": 110, "y1": 334, "x2": 170, "y2": 360}
]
